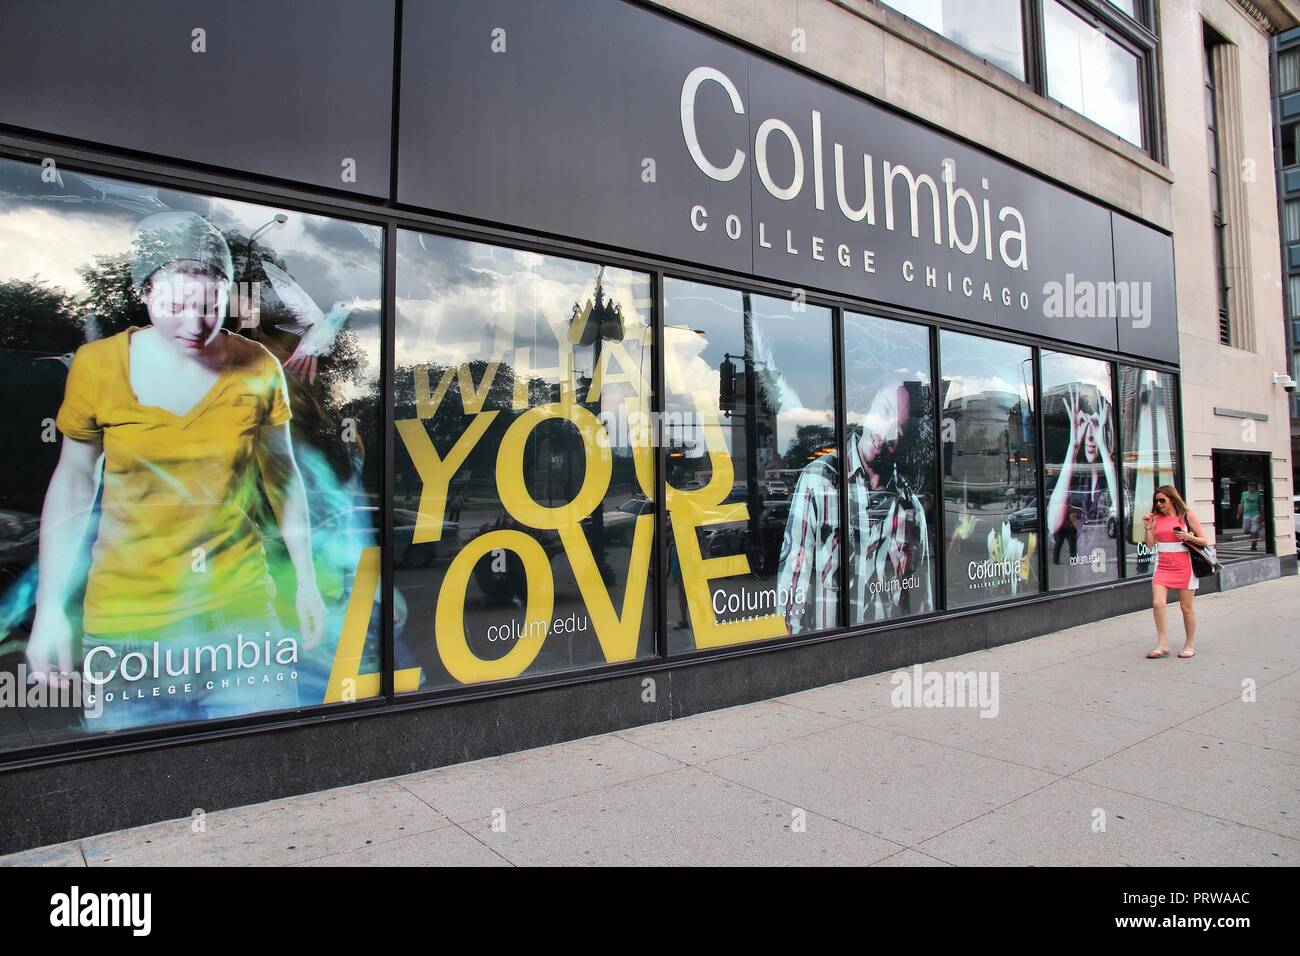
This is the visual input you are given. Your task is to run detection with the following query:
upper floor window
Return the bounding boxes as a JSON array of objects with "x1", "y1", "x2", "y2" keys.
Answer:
[
  {"x1": 1044, "y1": 1, "x2": 1144, "y2": 147},
  {"x1": 1278, "y1": 46, "x2": 1300, "y2": 95},
  {"x1": 882, "y1": 0, "x2": 1158, "y2": 158},
  {"x1": 1283, "y1": 121, "x2": 1300, "y2": 168},
  {"x1": 884, "y1": 0, "x2": 1026, "y2": 80},
  {"x1": 1284, "y1": 199, "x2": 1300, "y2": 243}
]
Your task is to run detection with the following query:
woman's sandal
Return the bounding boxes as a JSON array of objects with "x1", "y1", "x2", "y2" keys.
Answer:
[
  {"x1": 1178, "y1": 649, "x2": 1196, "y2": 659},
  {"x1": 1146, "y1": 649, "x2": 1170, "y2": 659}
]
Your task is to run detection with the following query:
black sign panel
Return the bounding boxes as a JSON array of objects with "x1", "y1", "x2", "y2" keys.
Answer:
[
  {"x1": 398, "y1": 0, "x2": 1177, "y2": 361},
  {"x1": 398, "y1": 0, "x2": 753, "y2": 275},
  {"x1": 1113, "y1": 213, "x2": 1180, "y2": 364},
  {"x1": 0, "y1": 0, "x2": 394, "y2": 197}
]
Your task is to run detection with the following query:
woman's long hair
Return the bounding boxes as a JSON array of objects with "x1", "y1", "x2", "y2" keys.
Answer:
[{"x1": 1154, "y1": 484, "x2": 1189, "y2": 519}]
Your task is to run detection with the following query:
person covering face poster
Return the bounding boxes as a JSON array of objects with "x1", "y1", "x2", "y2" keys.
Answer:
[
  {"x1": 0, "y1": 158, "x2": 383, "y2": 747},
  {"x1": 1041, "y1": 351, "x2": 1120, "y2": 588}
]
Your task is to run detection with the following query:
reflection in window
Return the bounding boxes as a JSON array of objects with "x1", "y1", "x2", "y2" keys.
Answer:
[
  {"x1": 1280, "y1": 47, "x2": 1300, "y2": 95},
  {"x1": 1041, "y1": 351, "x2": 1120, "y2": 589},
  {"x1": 1211, "y1": 450, "x2": 1271, "y2": 558},
  {"x1": 1284, "y1": 121, "x2": 1300, "y2": 169},
  {"x1": 885, "y1": 0, "x2": 1025, "y2": 79},
  {"x1": 842, "y1": 313, "x2": 936, "y2": 623},
  {"x1": 0, "y1": 157, "x2": 383, "y2": 750},
  {"x1": 940, "y1": 331, "x2": 1039, "y2": 608},
  {"x1": 1045, "y1": 1, "x2": 1143, "y2": 147},
  {"x1": 1285, "y1": 200, "x2": 1300, "y2": 244},
  {"x1": 663, "y1": 279, "x2": 836, "y2": 648},
  {"x1": 393, "y1": 232, "x2": 655, "y2": 687},
  {"x1": 1118, "y1": 366, "x2": 1179, "y2": 577}
]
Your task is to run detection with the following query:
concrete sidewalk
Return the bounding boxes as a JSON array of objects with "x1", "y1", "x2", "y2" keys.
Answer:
[{"x1": 4, "y1": 576, "x2": 1298, "y2": 867}]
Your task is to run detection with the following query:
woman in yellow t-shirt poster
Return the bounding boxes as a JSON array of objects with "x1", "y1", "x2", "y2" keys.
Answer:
[{"x1": 25, "y1": 211, "x2": 326, "y2": 731}]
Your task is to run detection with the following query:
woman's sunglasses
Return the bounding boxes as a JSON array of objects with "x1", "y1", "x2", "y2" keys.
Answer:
[{"x1": 1154, "y1": 497, "x2": 1169, "y2": 504}]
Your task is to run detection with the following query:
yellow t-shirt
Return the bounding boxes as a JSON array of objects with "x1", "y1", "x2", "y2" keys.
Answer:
[{"x1": 55, "y1": 327, "x2": 292, "y2": 634}]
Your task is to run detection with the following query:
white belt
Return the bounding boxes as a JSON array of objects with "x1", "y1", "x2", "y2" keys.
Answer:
[{"x1": 1155, "y1": 542, "x2": 1185, "y2": 553}]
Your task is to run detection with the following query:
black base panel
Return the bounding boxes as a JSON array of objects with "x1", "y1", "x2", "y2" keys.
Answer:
[{"x1": 0, "y1": 573, "x2": 1263, "y2": 855}]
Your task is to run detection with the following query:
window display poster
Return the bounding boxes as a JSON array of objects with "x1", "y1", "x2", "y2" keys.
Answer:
[
  {"x1": 0, "y1": 158, "x2": 383, "y2": 748},
  {"x1": 1041, "y1": 351, "x2": 1120, "y2": 588},
  {"x1": 940, "y1": 330, "x2": 1041, "y2": 608}
]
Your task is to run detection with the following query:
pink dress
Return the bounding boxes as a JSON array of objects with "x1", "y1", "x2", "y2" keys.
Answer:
[{"x1": 1152, "y1": 511, "x2": 1198, "y2": 591}]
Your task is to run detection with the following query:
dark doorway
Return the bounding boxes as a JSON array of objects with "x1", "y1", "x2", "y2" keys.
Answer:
[{"x1": 1211, "y1": 450, "x2": 1272, "y2": 561}]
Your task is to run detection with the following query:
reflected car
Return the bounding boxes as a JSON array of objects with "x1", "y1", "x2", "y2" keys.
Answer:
[
  {"x1": 581, "y1": 496, "x2": 653, "y2": 545},
  {"x1": 701, "y1": 499, "x2": 790, "y2": 578},
  {"x1": 393, "y1": 508, "x2": 460, "y2": 568},
  {"x1": 1006, "y1": 504, "x2": 1038, "y2": 534}
]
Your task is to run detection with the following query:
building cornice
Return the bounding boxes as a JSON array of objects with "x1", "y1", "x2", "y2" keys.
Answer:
[{"x1": 1238, "y1": 0, "x2": 1300, "y2": 33}]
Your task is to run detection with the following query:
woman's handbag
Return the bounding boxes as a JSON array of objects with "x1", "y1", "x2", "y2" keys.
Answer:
[{"x1": 1185, "y1": 540, "x2": 1221, "y2": 578}]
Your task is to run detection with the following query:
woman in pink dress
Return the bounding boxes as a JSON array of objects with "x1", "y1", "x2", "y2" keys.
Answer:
[{"x1": 1142, "y1": 484, "x2": 1208, "y2": 659}]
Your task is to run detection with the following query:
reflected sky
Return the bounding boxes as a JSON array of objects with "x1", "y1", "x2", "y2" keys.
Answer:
[
  {"x1": 940, "y1": 329, "x2": 1033, "y2": 406},
  {"x1": 1040, "y1": 350, "x2": 1113, "y2": 423},
  {"x1": 1041, "y1": 351, "x2": 1111, "y2": 394},
  {"x1": 663, "y1": 278, "x2": 834, "y2": 457},
  {"x1": 0, "y1": 157, "x2": 383, "y2": 400},
  {"x1": 887, "y1": 0, "x2": 1026, "y2": 79},
  {"x1": 395, "y1": 231, "x2": 652, "y2": 388},
  {"x1": 844, "y1": 312, "x2": 930, "y2": 422},
  {"x1": 1044, "y1": 0, "x2": 1142, "y2": 147}
]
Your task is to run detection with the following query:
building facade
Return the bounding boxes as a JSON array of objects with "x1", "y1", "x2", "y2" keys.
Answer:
[
  {"x1": 0, "y1": 0, "x2": 1295, "y2": 852},
  {"x1": 1271, "y1": 25, "x2": 1300, "y2": 517}
]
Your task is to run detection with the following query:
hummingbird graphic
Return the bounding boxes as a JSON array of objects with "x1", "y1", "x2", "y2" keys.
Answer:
[
  {"x1": 259, "y1": 260, "x2": 354, "y2": 384},
  {"x1": 38, "y1": 352, "x2": 75, "y2": 369}
]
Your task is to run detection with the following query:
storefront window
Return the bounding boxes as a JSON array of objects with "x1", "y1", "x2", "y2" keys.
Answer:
[
  {"x1": 1118, "y1": 365, "x2": 1179, "y2": 577},
  {"x1": 663, "y1": 278, "x2": 836, "y2": 649},
  {"x1": 0, "y1": 157, "x2": 383, "y2": 749},
  {"x1": 393, "y1": 232, "x2": 655, "y2": 688},
  {"x1": 842, "y1": 313, "x2": 936, "y2": 622},
  {"x1": 884, "y1": 0, "x2": 1026, "y2": 79},
  {"x1": 1211, "y1": 451, "x2": 1272, "y2": 560},
  {"x1": 1045, "y1": 0, "x2": 1144, "y2": 147},
  {"x1": 940, "y1": 331, "x2": 1040, "y2": 607},
  {"x1": 1041, "y1": 351, "x2": 1120, "y2": 588}
]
